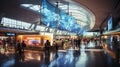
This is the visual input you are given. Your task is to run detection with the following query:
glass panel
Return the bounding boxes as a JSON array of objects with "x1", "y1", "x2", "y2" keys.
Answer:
[
  {"x1": 40, "y1": 26, "x2": 46, "y2": 31},
  {"x1": 22, "y1": 22, "x2": 31, "y2": 29},
  {"x1": 21, "y1": 4, "x2": 31, "y2": 7},
  {"x1": 1, "y1": 17, "x2": 31, "y2": 29},
  {"x1": 29, "y1": 5, "x2": 40, "y2": 11},
  {"x1": 21, "y1": 4, "x2": 41, "y2": 13},
  {"x1": 36, "y1": 25, "x2": 41, "y2": 30}
]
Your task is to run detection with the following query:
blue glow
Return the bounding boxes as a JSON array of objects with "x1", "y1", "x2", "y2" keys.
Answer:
[
  {"x1": 49, "y1": 50, "x2": 76, "y2": 67},
  {"x1": 2, "y1": 59, "x2": 15, "y2": 67},
  {"x1": 41, "y1": 0, "x2": 83, "y2": 34},
  {"x1": 76, "y1": 51, "x2": 88, "y2": 67}
]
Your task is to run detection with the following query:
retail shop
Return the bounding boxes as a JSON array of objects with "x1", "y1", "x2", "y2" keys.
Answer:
[
  {"x1": 0, "y1": 32, "x2": 16, "y2": 45},
  {"x1": 17, "y1": 32, "x2": 53, "y2": 47}
]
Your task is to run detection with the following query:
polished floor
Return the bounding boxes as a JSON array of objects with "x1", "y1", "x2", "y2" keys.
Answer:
[{"x1": 0, "y1": 47, "x2": 120, "y2": 67}]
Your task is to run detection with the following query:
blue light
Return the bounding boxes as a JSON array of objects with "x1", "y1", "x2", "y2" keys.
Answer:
[{"x1": 41, "y1": 0, "x2": 82, "y2": 34}]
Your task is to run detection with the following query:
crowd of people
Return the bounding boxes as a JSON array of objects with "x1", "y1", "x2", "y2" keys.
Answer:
[
  {"x1": 0, "y1": 37, "x2": 26, "y2": 53},
  {"x1": 0, "y1": 37, "x2": 15, "y2": 52},
  {"x1": 44, "y1": 40, "x2": 59, "y2": 53},
  {"x1": 59, "y1": 37, "x2": 101, "y2": 50},
  {"x1": 16, "y1": 40, "x2": 26, "y2": 53}
]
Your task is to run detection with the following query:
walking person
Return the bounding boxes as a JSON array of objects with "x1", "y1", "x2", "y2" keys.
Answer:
[
  {"x1": 21, "y1": 41, "x2": 26, "y2": 52},
  {"x1": 16, "y1": 40, "x2": 22, "y2": 53},
  {"x1": 45, "y1": 40, "x2": 51, "y2": 53},
  {"x1": 2, "y1": 39, "x2": 6, "y2": 51},
  {"x1": 53, "y1": 41, "x2": 59, "y2": 52},
  {"x1": 112, "y1": 36, "x2": 119, "y2": 63}
]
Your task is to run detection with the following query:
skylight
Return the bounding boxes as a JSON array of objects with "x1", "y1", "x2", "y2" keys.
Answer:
[{"x1": 21, "y1": 4, "x2": 40, "y2": 13}]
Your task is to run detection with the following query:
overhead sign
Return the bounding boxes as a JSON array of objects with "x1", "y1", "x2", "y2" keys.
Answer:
[{"x1": 6, "y1": 32, "x2": 16, "y2": 36}]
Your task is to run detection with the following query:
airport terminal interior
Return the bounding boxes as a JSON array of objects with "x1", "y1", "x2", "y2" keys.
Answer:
[{"x1": 0, "y1": 0, "x2": 120, "y2": 67}]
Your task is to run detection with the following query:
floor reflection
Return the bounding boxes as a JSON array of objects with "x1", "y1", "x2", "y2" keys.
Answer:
[
  {"x1": 0, "y1": 48, "x2": 119, "y2": 67},
  {"x1": 15, "y1": 52, "x2": 25, "y2": 62},
  {"x1": 76, "y1": 51, "x2": 87, "y2": 67},
  {"x1": 2, "y1": 58, "x2": 15, "y2": 67}
]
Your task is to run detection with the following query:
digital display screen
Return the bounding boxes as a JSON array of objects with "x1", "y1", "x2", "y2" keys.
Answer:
[
  {"x1": 41, "y1": 0, "x2": 82, "y2": 34},
  {"x1": 108, "y1": 17, "x2": 112, "y2": 31},
  {"x1": 28, "y1": 39, "x2": 40, "y2": 46},
  {"x1": 23, "y1": 36, "x2": 41, "y2": 46}
]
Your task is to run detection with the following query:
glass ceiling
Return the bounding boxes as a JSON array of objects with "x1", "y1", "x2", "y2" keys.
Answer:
[{"x1": 21, "y1": 0, "x2": 95, "y2": 34}]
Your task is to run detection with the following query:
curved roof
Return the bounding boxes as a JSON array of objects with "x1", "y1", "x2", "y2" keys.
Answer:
[
  {"x1": 0, "y1": 0, "x2": 119, "y2": 33},
  {"x1": 48, "y1": 0, "x2": 95, "y2": 30},
  {"x1": 21, "y1": 0, "x2": 95, "y2": 34}
]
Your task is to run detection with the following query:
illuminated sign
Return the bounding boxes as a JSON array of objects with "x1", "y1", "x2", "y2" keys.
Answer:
[{"x1": 6, "y1": 32, "x2": 15, "y2": 36}]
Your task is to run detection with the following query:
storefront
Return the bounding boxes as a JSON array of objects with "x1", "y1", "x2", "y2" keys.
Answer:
[
  {"x1": 0, "y1": 32, "x2": 16, "y2": 45},
  {"x1": 17, "y1": 33, "x2": 53, "y2": 47}
]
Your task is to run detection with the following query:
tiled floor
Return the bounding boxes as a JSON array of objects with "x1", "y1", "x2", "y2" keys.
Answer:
[{"x1": 0, "y1": 48, "x2": 120, "y2": 67}]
